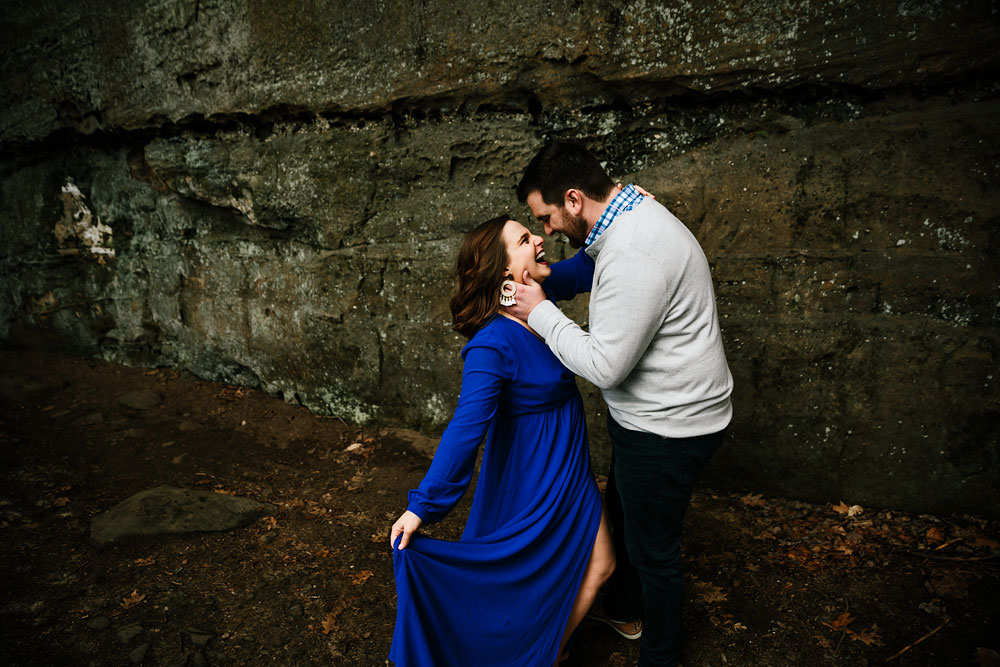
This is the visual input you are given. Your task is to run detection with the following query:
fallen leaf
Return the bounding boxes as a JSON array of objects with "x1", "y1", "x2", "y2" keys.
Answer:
[
  {"x1": 786, "y1": 546, "x2": 812, "y2": 566},
  {"x1": 832, "y1": 502, "x2": 863, "y2": 517},
  {"x1": 50, "y1": 497, "x2": 70, "y2": 508},
  {"x1": 321, "y1": 612, "x2": 338, "y2": 635},
  {"x1": 849, "y1": 625, "x2": 883, "y2": 646},
  {"x1": 823, "y1": 612, "x2": 855, "y2": 631},
  {"x1": 814, "y1": 633, "x2": 833, "y2": 649},
  {"x1": 320, "y1": 598, "x2": 351, "y2": 634},
  {"x1": 692, "y1": 582, "x2": 728, "y2": 605},
  {"x1": 925, "y1": 526, "x2": 945, "y2": 544},
  {"x1": 351, "y1": 570, "x2": 374, "y2": 585},
  {"x1": 973, "y1": 536, "x2": 1000, "y2": 550},
  {"x1": 741, "y1": 493, "x2": 766, "y2": 507},
  {"x1": 121, "y1": 589, "x2": 146, "y2": 609},
  {"x1": 834, "y1": 540, "x2": 854, "y2": 556},
  {"x1": 134, "y1": 557, "x2": 156, "y2": 567}
]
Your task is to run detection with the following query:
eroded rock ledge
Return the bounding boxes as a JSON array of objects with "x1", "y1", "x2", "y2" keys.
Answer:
[{"x1": 1, "y1": 0, "x2": 998, "y2": 517}]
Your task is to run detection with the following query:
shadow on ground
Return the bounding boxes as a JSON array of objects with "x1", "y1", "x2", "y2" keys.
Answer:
[{"x1": 1, "y1": 350, "x2": 998, "y2": 666}]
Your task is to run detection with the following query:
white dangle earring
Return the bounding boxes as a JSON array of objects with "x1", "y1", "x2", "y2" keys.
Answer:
[{"x1": 499, "y1": 276, "x2": 517, "y2": 307}]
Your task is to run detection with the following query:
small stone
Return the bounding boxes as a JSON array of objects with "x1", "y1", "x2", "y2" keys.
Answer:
[
  {"x1": 288, "y1": 603, "x2": 303, "y2": 618},
  {"x1": 185, "y1": 627, "x2": 215, "y2": 647},
  {"x1": 118, "y1": 623, "x2": 143, "y2": 643},
  {"x1": 86, "y1": 615, "x2": 110, "y2": 631},
  {"x1": 116, "y1": 389, "x2": 162, "y2": 410},
  {"x1": 129, "y1": 642, "x2": 150, "y2": 664},
  {"x1": 190, "y1": 652, "x2": 208, "y2": 667}
]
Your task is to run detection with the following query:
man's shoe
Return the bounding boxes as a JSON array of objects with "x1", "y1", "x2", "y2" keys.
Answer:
[{"x1": 585, "y1": 605, "x2": 642, "y2": 640}]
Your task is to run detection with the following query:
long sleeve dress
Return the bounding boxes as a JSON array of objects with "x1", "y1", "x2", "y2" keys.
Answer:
[{"x1": 389, "y1": 251, "x2": 598, "y2": 667}]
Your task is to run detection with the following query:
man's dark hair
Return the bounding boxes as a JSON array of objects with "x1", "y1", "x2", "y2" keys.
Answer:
[{"x1": 516, "y1": 140, "x2": 616, "y2": 205}]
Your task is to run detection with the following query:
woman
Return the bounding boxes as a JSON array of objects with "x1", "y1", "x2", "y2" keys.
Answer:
[{"x1": 388, "y1": 214, "x2": 615, "y2": 666}]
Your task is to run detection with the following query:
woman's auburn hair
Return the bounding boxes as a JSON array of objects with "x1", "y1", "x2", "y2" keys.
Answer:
[{"x1": 450, "y1": 214, "x2": 512, "y2": 339}]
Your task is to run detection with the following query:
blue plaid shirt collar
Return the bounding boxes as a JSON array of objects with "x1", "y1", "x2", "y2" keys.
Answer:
[{"x1": 584, "y1": 184, "x2": 645, "y2": 247}]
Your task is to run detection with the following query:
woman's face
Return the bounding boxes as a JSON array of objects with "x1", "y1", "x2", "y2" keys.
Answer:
[{"x1": 502, "y1": 219, "x2": 551, "y2": 284}]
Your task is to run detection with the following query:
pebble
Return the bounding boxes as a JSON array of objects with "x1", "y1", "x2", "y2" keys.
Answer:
[
  {"x1": 128, "y1": 642, "x2": 150, "y2": 664},
  {"x1": 288, "y1": 603, "x2": 303, "y2": 618},
  {"x1": 190, "y1": 652, "x2": 208, "y2": 667},
  {"x1": 86, "y1": 615, "x2": 110, "y2": 631},
  {"x1": 185, "y1": 626, "x2": 215, "y2": 648},
  {"x1": 116, "y1": 389, "x2": 162, "y2": 410},
  {"x1": 118, "y1": 623, "x2": 143, "y2": 643}
]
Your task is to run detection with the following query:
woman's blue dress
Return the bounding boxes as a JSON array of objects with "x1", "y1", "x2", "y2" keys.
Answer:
[{"x1": 389, "y1": 252, "x2": 599, "y2": 666}]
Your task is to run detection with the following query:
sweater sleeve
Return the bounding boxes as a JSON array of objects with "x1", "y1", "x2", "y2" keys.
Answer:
[
  {"x1": 406, "y1": 343, "x2": 510, "y2": 523},
  {"x1": 542, "y1": 250, "x2": 595, "y2": 302},
  {"x1": 528, "y1": 247, "x2": 667, "y2": 390}
]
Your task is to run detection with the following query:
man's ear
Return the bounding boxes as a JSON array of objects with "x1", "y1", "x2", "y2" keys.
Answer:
[{"x1": 563, "y1": 188, "x2": 584, "y2": 215}]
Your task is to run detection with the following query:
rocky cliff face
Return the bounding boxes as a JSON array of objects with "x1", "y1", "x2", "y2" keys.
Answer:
[{"x1": 2, "y1": 0, "x2": 998, "y2": 516}]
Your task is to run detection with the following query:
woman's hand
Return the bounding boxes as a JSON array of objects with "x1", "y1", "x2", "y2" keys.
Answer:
[
  {"x1": 617, "y1": 182, "x2": 656, "y2": 199},
  {"x1": 390, "y1": 510, "x2": 423, "y2": 550}
]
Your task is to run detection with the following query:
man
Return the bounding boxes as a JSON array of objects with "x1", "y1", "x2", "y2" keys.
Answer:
[{"x1": 505, "y1": 140, "x2": 733, "y2": 667}]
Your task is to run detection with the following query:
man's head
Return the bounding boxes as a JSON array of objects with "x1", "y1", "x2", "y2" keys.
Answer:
[{"x1": 516, "y1": 141, "x2": 616, "y2": 248}]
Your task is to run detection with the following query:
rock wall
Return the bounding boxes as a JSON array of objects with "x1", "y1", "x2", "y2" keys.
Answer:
[{"x1": 2, "y1": 0, "x2": 998, "y2": 516}]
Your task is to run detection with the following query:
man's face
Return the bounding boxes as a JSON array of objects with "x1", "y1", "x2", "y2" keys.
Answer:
[{"x1": 525, "y1": 190, "x2": 589, "y2": 249}]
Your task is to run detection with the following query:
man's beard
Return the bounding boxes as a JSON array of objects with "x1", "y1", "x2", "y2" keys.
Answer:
[{"x1": 563, "y1": 209, "x2": 589, "y2": 249}]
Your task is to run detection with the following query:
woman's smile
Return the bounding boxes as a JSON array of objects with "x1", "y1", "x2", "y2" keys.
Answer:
[{"x1": 502, "y1": 219, "x2": 552, "y2": 283}]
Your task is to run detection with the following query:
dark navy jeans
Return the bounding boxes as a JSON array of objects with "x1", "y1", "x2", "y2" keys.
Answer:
[{"x1": 602, "y1": 416, "x2": 725, "y2": 667}]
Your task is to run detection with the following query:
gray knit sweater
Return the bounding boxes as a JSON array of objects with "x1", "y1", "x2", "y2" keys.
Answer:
[{"x1": 528, "y1": 197, "x2": 733, "y2": 438}]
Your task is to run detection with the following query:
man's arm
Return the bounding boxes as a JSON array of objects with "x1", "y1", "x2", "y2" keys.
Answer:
[
  {"x1": 542, "y1": 250, "x2": 594, "y2": 301},
  {"x1": 528, "y1": 248, "x2": 667, "y2": 389}
]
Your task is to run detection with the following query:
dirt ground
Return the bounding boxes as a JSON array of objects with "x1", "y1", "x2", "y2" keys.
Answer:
[{"x1": 1, "y1": 349, "x2": 998, "y2": 667}]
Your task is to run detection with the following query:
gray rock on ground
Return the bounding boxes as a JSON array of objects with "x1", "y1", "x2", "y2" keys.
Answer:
[
  {"x1": 86, "y1": 615, "x2": 110, "y2": 631},
  {"x1": 90, "y1": 485, "x2": 275, "y2": 547},
  {"x1": 116, "y1": 389, "x2": 162, "y2": 410},
  {"x1": 129, "y1": 642, "x2": 150, "y2": 664}
]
